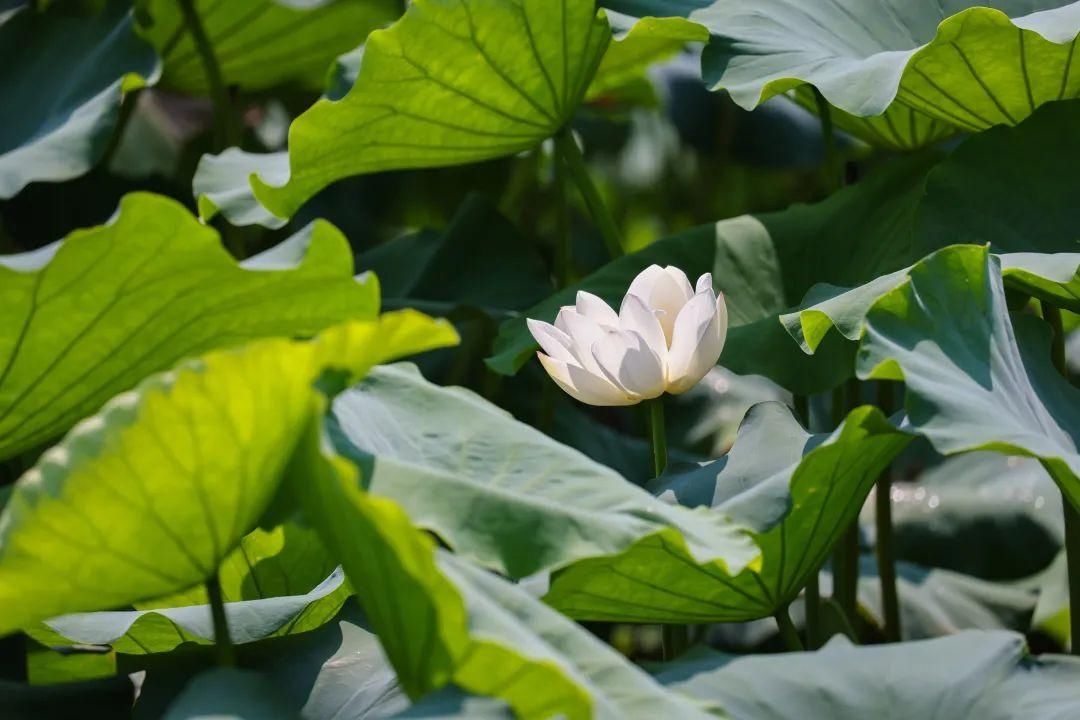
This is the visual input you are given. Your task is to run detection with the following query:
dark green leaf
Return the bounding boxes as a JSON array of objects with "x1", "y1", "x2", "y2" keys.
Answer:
[
  {"x1": 0, "y1": 1, "x2": 159, "y2": 198},
  {"x1": 858, "y1": 245, "x2": 1080, "y2": 511}
]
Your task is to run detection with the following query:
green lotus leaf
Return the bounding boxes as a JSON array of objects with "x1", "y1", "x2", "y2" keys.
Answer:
[
  {"x1": 487, "y1": 152, "x2": 939, "y2": 393},
  {"x1": 0, "y1": 311, "x2": 458, "y2": 635},
  {"x1": 784, "y1": 252, "x2": 1080, "y2": 356},
  {"x1": 544, "y1": 402, "x2": 909, "y2": 622},
  {"x1": 858, "y1": 245, "x2": 1080, "y2": 511},
  {"x1": 653, "y1": 631, "x2": 1080, "y2": 719},
  {"x1": 0, "y1": 1, "x2": 159, "y2": 199},
  {"x1": 248, "y1": 0, "x2": 612, "y2": 221},
  {"x1": 604, "y1": 0, "x2": 1080, "y2": 150},
  {"x1": 0, "y1": 192, "x2": 380, "y2": 461},
  {"x1": 288, "y1": 426, "x2": 718, "y2": 717},
  {"x1": 137, "y1": 0, "x2": 399, "y2": 94},
  {"x1": 781, "y1": 99, "x2": 1080, "y2": 352},
  {"x1": 162, "y1": 668, "x2": 297, "y2": 720},
  {"x1": 585, "y1": 16, "x2": 708, "y2": 105},
  {"x1": 28, "y1": 523, "x2": 349, "y2": 655},
  {"x1": 329, "y1": 363, "x2": 758, "y2": 590}
]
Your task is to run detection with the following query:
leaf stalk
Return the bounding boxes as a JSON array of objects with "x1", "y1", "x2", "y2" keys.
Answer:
[
  {"x1": 1043, "y1": 300, "x2": 1079, "y2": 655},
  {"x1": 554, "y1": 128, "x2": 623, "y2": 260},
  {"x1": 178, "y1": 0, "x2": 240, "y2": 151},
  {"x1": 206, "y1": 572, "x2": 236, "y2": 667},
  {"x1": 775, "y1": 605, "x2": 805, "y2": 652}
]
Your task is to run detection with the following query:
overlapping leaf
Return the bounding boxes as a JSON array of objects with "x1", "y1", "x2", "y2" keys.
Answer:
[
  {"x1": 138, "y1": 0, "x2": 399, "y2": 93},
  {"x1": 0, "y1": 1, "x2": 159, "y2": 198},
  {"x1": 30, "y1": 523, "x2": 348, "y2": 654},
  {"x1": 289, "y1": 424, "x2": 717, "y2": 717},
  {"x1": 0, "y1": 311, "x2": 457, "y2": 635},
  {"x1": 248, "y1": 0, "x2": 612, "y2": 220},
  {"x1": 329, "y1": 363, "x2": 758, "y2": 585},
  {"x1": 654, "y1": 631, "x2": 1080, "y2": 719},
  {"x1": 585, "y1": 16, "x2": 707, "y2": 106},
  {"x1": 858, "y1": 245, "x2": 1080, "y2": 510},
  {"x1": 605, "y1": 0, "x2": 1080, "y2": 149},
  {"x1": 0, "y1": 193, "x2": 380, "y2": 461},
  {"x1": 544, "y1": 402, "x2": 909, "y2": 622}
]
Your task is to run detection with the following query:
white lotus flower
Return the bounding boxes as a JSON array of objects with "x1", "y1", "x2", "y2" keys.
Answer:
[{"x1": 528, "y1": 265, "x2": 728, "y2": 406}]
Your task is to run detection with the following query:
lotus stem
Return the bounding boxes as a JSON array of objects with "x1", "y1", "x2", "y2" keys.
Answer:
[
  {"x1": 552, "y1": 142, "x2": 572, "y2": 287},
  {"x1": 810, "y1": 87, "x2": 840, "y2": 190},
  {"x1": 647, "y1": 397, "x2": 667, "y2": 478},
  {"x1": 873, "y1": 382, "x2": 902, "y2": 642},
  {"x1": 178, "y1": 0, "x2": 240, "y2": 151},
  {"x1": 206, "y1": 572, "x2": 236, "y2": 667},
  {"x1": 831, "y1": 381, "x2": 861, "y2": 634},
  {"x1": 1042, "y1": 300, "x2": 1079, "y2": 654},
  {"x1": 554, "y1": 127, "x2": 623, "y2": 260},
  {"x1": 648, "y1": 396, "x2": 683, "y2": 658},
  {"x1": 775, "y1": 605, "x2": 805, "y2": 652}
]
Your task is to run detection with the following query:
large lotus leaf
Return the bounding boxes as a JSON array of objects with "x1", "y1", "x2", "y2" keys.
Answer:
[
  {"x1": 487, "y1": 152, "x2": 939, "y2": 393},
  {"x1": 0, "y1": 1, "x2": 159, "y2": 199},
  {"x1": 858, "y1": 245, "x2": 1080, "y2": 512},
  {"x1": 783, "y1": 100, "x2": 1080, "y2": 352},
  {"x1": 543, "y1": 402, "x2": 909, "y2": 622},
  {"x1": 162, "y1": 668, "x2": 296, "y2": 720},
  {"x1": 328, "y1": 363, "x2": 758, "y2": 588},
  {"x1": 137, "y1": 0, "x2": 399, "y2": 94},
  {"x1": 605, "y1": 1, "x2": 1080, "y2": 150},
  {"x1": 653, "y1": 631, "x2": 1080, "y2": 719},
  {"x1": 247, "y1": 0, "x2": 611, "y2": 221},
  {"x1": 288, "y1": 427, "x2": 716, "y2": 717},
  {"x1": 0, "y1": 311, "x2": 458, "y2": 636},
  {"x1": 0, "y1": 192, "x2": 380, "y2": 461},
  {"x1": 29, "y1": 522, "x2": 348, "y2": 655}
]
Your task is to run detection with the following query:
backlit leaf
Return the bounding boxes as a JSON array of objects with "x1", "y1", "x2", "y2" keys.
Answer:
[{"x1": 0, "y1": 193, "x2": 379, "y2": 460}]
